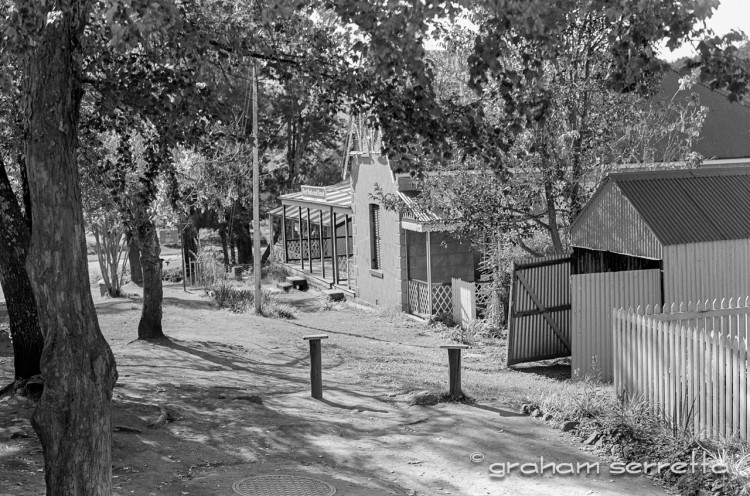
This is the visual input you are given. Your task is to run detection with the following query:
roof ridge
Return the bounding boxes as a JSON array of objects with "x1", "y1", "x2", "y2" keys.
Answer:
[
  {"x1": 608, "y1": 166, "x2": 750, "y2": 182},
  {"x1": 668, "y1": 68, "x2": 750, "y2": 111}
]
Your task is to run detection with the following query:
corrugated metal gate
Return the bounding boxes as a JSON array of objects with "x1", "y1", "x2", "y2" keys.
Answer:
[
  {"x1": 507, "y1": 254, "x2": 572, "y2": 366},
  {"x1": 570, "y1": 269, "x2": 662, "y2": 382}
]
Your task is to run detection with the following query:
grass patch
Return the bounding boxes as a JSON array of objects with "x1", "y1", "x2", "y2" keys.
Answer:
[
  {"x1": 536, "y1": 380, "x2": 750, "y2": 495},
  {"x1": 208, "y1": 282, "x2": 295, "y2": 319}
]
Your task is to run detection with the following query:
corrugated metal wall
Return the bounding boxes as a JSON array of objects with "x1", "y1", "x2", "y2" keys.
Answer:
[
  {"x1": 571, "y1": 269, "x2": 661, "y2": 382},
  {"x1": 571, "y1": 182, "x2": 662, "y2": 259},
  {"x1": 663, "y1": 240, "x2": 750, "y2": 307},
  {"x1": 507, "y1": 254, "x2": 571, "y2": 366}
]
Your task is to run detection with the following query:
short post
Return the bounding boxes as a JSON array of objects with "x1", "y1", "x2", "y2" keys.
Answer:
[
  {"x1": 440, "y1": 344, "x2": 469, "y2": 400},
  {"x1": 303, "y1": 334, "x2": 329, "y2": 399}
]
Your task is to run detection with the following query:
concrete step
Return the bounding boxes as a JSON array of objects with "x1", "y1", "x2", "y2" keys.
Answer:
[
  {"x1": 277, "y1": 281, "x2": 293, "y2": 292},
  {"x1": 285, "y1": 276, "x2": 309, "y2": 290},
  {"x1": 324, "y1": 289, "x2": 346, "y2": 301}
]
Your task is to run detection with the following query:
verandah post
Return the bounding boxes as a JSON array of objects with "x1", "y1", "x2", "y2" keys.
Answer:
[
  {"x1": 306, "y1": 207, "x2": 313, "y2": 273},
  {"x1": 331, "y1": 207, "x2": 339, "y2": 284},
  {"x1": 319, "y1": 210, "x2": 325, "y2": 279}
]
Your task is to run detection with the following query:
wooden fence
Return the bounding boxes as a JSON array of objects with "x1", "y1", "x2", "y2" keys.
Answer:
[{"x1": 613, "y1": 298, "x2": 750, "y2": 440}]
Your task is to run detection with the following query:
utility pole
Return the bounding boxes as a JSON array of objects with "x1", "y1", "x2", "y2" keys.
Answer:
[{"x1": 252, "y1": 62, "x2": 262, "y2": 313}]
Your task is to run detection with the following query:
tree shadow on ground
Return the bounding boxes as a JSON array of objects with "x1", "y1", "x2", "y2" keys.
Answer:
[{"x1": 510, "y1": 361, "x2": 571, "y2": 381}]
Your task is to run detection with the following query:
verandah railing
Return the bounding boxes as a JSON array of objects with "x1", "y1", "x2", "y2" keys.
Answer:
[
  {"x1": 408, "y1": 279, "x2": 452, "y2": 317},
  {"x1": 614, "y1": 298, "x2": 750, "y2": 441}
]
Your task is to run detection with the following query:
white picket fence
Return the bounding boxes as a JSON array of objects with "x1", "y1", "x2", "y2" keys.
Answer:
[
  {"x1": 613, "y1": 297, "x2": 750, "y2": 440},
  {"x1": 452, "y1": 278, "x2": 475, "y2": 327}
]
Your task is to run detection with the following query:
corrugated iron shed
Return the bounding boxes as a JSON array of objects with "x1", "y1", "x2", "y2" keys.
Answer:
[{"x1": 572, "y1": 167, "x2": 750, "y2": 255}]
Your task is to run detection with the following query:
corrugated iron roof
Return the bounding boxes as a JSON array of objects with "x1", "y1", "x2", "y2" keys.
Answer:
[
  {"x1": 278, "y1": 180, "x2": 352, "y2": 209},
  {"x1": 267, "y1": 206, "x2": 346, "y2": 226},
  {"x1": 660, "y1": 71, "x2": 750, "y2": 160},
  {"x1": 610, "y1": 167, "x2": 750, "y2": 245},
  {"x1": 399, "y1": 190, "x2": 446, "y2": 223}
]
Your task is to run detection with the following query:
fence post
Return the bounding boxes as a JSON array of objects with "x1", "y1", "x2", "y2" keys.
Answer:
[
  {"x1": 440, "y1": 344, "x2": 469, "y2": 400},
  {"x1": 303, "y1": 334, "x2": 328, "y2": 399}
]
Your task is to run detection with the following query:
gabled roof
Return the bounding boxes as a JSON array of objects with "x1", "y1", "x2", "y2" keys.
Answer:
[
  {"x1": 660, "y1": 71, "x2": 750, "y2": 160},
  {"x1": 278, "y1": 181, "x2": 352, "y2": 213},
  {"x1": 267, "y1": 206, "x2": 345, "y2": 227},
  {"x1": 573, "y1": 167, "x2": 750, "y2": 247}
]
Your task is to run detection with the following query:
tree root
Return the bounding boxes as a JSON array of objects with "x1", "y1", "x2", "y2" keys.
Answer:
[
  {"x1": 0, "y1": 375, "x2": 44, "y2": 399},
  {"x1": 147, "y1": 404, "x2": 176, "y2": 429}
]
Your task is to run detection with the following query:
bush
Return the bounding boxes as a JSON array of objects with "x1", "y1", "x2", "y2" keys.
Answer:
[
  {"x1": 208, "y1": 282, "x2": 296, "y2": 319},
  {"x1": 261, "y1": 261, "x2": 290, "y2": 282},
  {"x1": 210, "y1": 282, "x2": 255, "y2": 313},
  {"x1": 162, "y1": 266, "x2": 183, "y2": 283},
  {"x1": 537, "y1": 382, "x2": 750, "y2": 495}
]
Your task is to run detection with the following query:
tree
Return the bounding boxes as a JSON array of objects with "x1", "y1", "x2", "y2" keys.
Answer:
[
  {"x1": 13, "y1": 0, "x2": 118, "y2": 493},
  {"x1": 0, "y1": 53, "x2": 43, "y2": 383}
]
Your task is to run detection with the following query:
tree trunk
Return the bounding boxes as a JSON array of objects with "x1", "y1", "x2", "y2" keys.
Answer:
[
  {"x1": 236, "y1": 222, "x2": 252, "y2": 264},
  {"x1": 136, "y1": 220, "x2": 164, "y2": 340},
  {"x1": 128, "y1": 233, "x2": 143, "y2": 286},
  {"x1": 20, "y1": 1, "x2": 118, "y2": 494},
  {"x1": 0, "y1": 160, "x2": 43, "y2": 380},
  {"x1": 544, "y1": 181, "x2": 565, "y2": 254},
  {"x1": 219, "y1": 226, "x2": 230, "y2": 269},
  {"x1": 181, "y1": 222, "x2": 198, "y2": 280},
  {"x1": 261, "y1": 227, "x2": 281, "y2": 264}
]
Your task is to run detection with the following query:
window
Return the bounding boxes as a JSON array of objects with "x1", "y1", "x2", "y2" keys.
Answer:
[{"x1": 370, "y1": 204, "x2": 382, "y2": 270}]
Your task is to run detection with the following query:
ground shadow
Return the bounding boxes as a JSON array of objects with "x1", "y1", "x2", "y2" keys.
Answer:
[{"x1": 510, "y1": 361, "x2": 571, "y2": 381}]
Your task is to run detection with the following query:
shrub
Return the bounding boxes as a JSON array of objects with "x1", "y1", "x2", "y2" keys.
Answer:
[
  {"x1": 261, "y1": 261, "x2": 290, "y2": 282},
  {"x1": 162, "y1": 266, "x2": 183, "y2": 283},
  {"x1": 208, "y1": 282, "x2": 296, "y2": 319},
  {"x1": 210, "y1": 282, "x2": 255, "y2": 313},
  {"x1": 538, "y1": 381, "x2": 750, "y2": 495}
]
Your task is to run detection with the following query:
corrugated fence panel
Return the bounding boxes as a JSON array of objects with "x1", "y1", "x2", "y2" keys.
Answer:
[
  {"x1": 571, "y1": 181, "x2": 662, "y2": 260},
  {"x1": 571, "y1": 269, "x2": 661, "y2": 382},
  {"x1": 664, "y1": 240, "x2": 750, "y2": 307},
  {"x1": 507, "y1": 254, "x2": 571, "y2": 366}
]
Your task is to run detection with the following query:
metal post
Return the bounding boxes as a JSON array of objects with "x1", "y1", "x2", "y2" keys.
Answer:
[
  {"x1": 252, "y1": 62, "x2": 261, "y2": 313},
  {"x1": 331, "y1": 208, "x2": 339, "y2": 285},
  {"x1": 304, "y1": 334, "x2": 329, "y2": 399}
]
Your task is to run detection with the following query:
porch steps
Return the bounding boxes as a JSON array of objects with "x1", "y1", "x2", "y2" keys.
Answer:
[
  {"x1": 323, "y1": 289, "x2": 346, "y2": 302},
  {"x1": 277, "y1": 281, "x2": 293, "y2": 292},
  {"x1": 285, "y1": 276, "x2": 309, "y2": 291}
]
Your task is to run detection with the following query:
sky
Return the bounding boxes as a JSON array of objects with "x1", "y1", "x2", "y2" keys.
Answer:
[{"x1": 660, "y1": 0, "x2": 750, "y2": 61}]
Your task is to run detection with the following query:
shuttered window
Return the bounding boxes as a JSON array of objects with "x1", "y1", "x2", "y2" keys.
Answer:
[{"x1": 370, "y1": 204, "x2": 382, "y2": 270}]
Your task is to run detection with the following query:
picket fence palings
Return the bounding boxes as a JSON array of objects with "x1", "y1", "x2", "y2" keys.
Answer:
[
  {"x1": 742, "y1": 318, "x2": 748, "y2": 440},
  {"x1": 613, "y1": 300, "x2": 750, "y2": 442},
  {"x1": 718, "y1": 299, "x2": 727, "y2": 436},
  {"x1": 727, "y1": 314, "x2": 740, "y2": 434}
]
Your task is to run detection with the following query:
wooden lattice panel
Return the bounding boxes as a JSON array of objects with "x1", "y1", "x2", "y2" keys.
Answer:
[
  {"x1": 408, "y1": 280, "x2": 429, "y2": 316},
  {"x1": 336, "y1": 256, "x2": 350, "y2": 277},
  {"x1": 432, "y1": 284, "x2": 453, "y2": 315}
]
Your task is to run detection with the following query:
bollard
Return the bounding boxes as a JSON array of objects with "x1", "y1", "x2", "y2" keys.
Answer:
[
  {"x1": 303, "y1": 334, "x2": 329, "y2": 399},
  {"x1": 440, "y1": 344, "x2": 469, "y2": 400}
]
